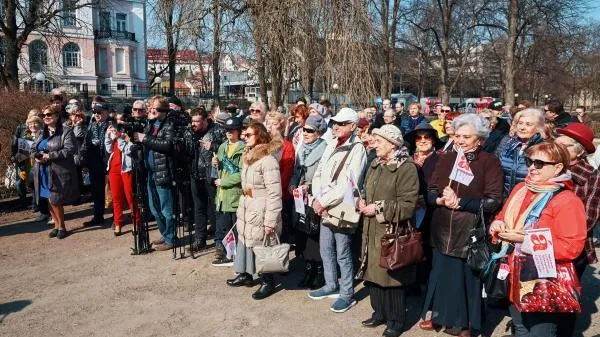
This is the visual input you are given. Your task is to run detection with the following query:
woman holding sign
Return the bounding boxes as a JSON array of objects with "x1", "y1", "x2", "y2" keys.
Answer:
[
  {"x1": 489, "y1": 142, "x2": 586, "y2": 337},
  {"x1": 419, "y1": 114, "x2": 503, "y2": 337}
]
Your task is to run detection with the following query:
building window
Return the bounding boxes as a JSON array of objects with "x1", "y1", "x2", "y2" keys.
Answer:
[
  {"x1": 98, "y1": 48, "x2": 108, "y2": 73},
  {"x1": 99, "y1": 10, "x2": 110, "y2": 31},
  {"x1": 69, "y1": 82, "x2": 81, "y2": 91},
  {"x1": 117, "y1": 84, "x2": 126, "y2": 90},
  {"x1": 29, "y1": 40, "x2": 48, "y2": 73},
  {"x1": 63, "y1": 43, "x2": 80, "y2": 68},
  {"x1": 116, "y1": 13, "x2": 127, "y2": 32},
  {"x1": 101, "y1": 83, "x2": 108, "y2": 91},
  {"x1": 62, "y1": 0, "x2": 77, "y2": 27},
  {"x1": 115, "y1": 48, "x2": 125, "y2": 73}
]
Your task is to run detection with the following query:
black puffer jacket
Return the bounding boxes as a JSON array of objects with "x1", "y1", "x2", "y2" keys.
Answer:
[
  {"x1": 143, "y1": 117, "x2": 175, "y2": 187},
  {"x1": 185, "y1": 120, "x2": 222, "y2": 181}
]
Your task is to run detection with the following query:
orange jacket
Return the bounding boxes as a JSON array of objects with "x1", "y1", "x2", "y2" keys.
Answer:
[{"x1": 495, "y1": 182, "x2": 586, "y2": 262}]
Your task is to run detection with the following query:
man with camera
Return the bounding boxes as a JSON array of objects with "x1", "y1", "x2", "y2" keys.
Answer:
[
  {"x1": 134, "y1": 97, "x2": 176, "y2": 251},
  {"x1": 184, "y1": 107, "x2": 221, "y2": 252},
  {"x1": 82, "y1": 96, "x2": 114, "y2": 227}
]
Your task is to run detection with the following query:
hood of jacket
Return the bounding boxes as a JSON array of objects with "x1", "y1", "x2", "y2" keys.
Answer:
[{"x1": 242, "y1": 142, "x2": 279, "y2": 166}]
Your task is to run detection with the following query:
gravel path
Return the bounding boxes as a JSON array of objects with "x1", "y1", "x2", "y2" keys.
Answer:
[{"x1": 0, "y1": 203, "x2": 598, "y2": 337}]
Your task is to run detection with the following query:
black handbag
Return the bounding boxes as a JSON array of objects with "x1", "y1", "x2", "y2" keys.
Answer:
[
  {"x1": 482, "y1": 244, "x2": 513, "y2": 308},
  {"x1": 297, "y1": 206, "x2": 321, "y2": 236},
  {"x1": 466, "y1": 204, "x2": 491, "y2": 274}
]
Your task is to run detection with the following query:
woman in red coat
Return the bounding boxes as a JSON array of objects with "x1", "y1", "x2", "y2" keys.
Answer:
[
  {"x1": 267, "y1": 111, "x2": 295, "y2": 243},
  {"x1": 489, "y1": 141, "x2": 586, "y2": 337}
]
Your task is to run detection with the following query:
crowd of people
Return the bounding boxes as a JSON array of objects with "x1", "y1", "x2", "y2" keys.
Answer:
[{"x1": 9, "y1": 91, "x2": 600, "y2": 337}]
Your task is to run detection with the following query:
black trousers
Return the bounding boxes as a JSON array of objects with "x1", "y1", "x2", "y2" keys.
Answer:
[
  {"x1": 367, "y1": 281, "x2": 406, "y2": 331},
  {"x1": 190, "y1": 178, "x2": 215, "y2": 242},
  {"x1": 215, "y1": 211, "x2": 236, "y2": 249},
  {"x1": 89, "y1": 166, "x2": 105, "y2": 219}
]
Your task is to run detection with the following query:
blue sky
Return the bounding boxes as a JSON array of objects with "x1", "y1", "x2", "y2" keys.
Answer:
[{"x1": 585, "y1": 3, "x2": 600, "y2": 21}]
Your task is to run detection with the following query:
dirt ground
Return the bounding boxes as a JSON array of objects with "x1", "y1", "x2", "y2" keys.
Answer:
[{"x1": 0, "y1": 203, "x2": 598, "y2": 337}]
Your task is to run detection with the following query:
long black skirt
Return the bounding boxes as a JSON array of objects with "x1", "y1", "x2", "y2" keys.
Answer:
[
  {"x1": 367, "y1": 281, "x2": 407, "y2": 331},
  {"x1": 421, "y1": 249, "x2": 483, "y2": 330}
]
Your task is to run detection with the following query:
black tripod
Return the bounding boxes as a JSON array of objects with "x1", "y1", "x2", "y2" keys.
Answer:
[
  {"x1": 130, "y1": 145, "x2": 151, "y2": 255},
  {"x1": 172, "y1": 167, "x2": 195, "y2": 259}
]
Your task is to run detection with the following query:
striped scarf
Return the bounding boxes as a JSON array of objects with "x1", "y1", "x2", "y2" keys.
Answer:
[{"x1": 504, "y1": 177, "x2": 565, "y2": 232}]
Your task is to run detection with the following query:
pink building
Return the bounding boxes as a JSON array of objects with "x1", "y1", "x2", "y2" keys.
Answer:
[{"x1": 18, "y1": 0, "x2": 147, "y2": 97}]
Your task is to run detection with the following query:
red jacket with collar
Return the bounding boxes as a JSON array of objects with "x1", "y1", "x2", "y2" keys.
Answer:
[{"x1": 495, "y1": 181, "x2": 586, "y2": 262}]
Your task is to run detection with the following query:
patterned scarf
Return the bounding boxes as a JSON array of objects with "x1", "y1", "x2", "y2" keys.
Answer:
[
  {"x1": 503, "y1": 173, "x2": 570, "y2": 231},
  {"x1": 377, "y1": 145, "x2": 410, "y2": 168}
]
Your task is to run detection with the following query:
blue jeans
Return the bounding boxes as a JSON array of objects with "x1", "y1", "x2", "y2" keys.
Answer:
[
  {"x1": 319, "y1": 223, "x2": 354, "y2": 301},
  {"x1": 147, "y1": 174, "x2": 174, "y2": 245}
]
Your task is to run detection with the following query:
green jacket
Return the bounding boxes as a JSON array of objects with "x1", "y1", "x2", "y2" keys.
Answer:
[{"x1": 215, "y1": 141, "x2": 245, "y2": 212}]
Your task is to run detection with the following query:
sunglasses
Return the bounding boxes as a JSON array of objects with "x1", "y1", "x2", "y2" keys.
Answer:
[
  {"x1": 303, "y1": 128, "x2": 317, "y2": 134},
  {"x1": 333, "y1": 121, "x2": 351, "y2": 126},
  {"x1": 249, "y1": 109, "x2": 260, "y2": 113},
  {"x1": 525, "y1": 157, "x2": 557, "y2": 169},
  {"x1": 242, "y1": 132, "x2": 255, "y2": 138},
  {"x1": 416, "y1": 135, "x2": 432, "y2": 140},
  {"x1": 93, "y1": 110, "x2": 103, "y2": 114},
  {"x1": 42, "y1": 112, "x2": 55, "y2": 117},
  {"x1": 132, "y1": 108, "x2": 145, "y2": 111},
  {"x1": 441, "y1": 109, "x2": 451, "y2": 112}
]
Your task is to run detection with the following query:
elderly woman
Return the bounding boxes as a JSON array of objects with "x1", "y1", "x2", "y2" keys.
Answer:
[
  {"x1": 289, "y1": 115, "x2": 328, "y2": 289},
  {"x1": 357, "y1": 125, "x2": 419, "y2": 337},
  {"x1": 495, "y1": 108, "x2": 545, "y2": 198},
  {"x1": 489, "y1": 142, "x2": 586, "y2": 337},
  {"x1": 248, "y1": 101, "x2": 267, "y2": 124},
  {"x1": 226, "y1": 122, "x2": 283, "y2": 300},
  {"x1": 288, "y1": 104, "x2": 310, "y2": 150},
  {"x1": 554, "y1": 124, "x2": 600, "y2": 278},
  {"x1": 419, "y1": 114, "x2": 503, "y2": 337},
  {"x1": 32, "y1": 105, "x2": 79, "y2": 239},
  {"x1": 266, "y1": 111, "x2": 296, "y2": 243},
  {"x1": 439, "y1": 112, "x2": 460, "y2": 152}
]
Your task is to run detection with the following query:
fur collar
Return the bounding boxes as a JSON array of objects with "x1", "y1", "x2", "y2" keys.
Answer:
[{"x1": 243, "y1": 142, "x2": 279, "y2": 166}]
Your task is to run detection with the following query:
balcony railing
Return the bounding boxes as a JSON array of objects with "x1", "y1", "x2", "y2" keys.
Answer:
[{"x1": 94, "y1": 29, "x2": 136, "y2": 42}]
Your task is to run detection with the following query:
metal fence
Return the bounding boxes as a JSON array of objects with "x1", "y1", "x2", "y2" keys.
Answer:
[{"x1": 60, "y1": 84, "x2": 215, "y2": 99}]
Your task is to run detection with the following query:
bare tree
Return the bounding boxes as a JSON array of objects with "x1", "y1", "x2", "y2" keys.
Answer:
[
  {"x1": 150, "y1": 0, "x2": 209, "y2": 95},
  {"x1": 0, "y1": 0, "x2": 97, "y2": 90}
]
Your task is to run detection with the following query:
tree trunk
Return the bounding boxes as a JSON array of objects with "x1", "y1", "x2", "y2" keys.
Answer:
[
  {"x1": 166, "y1": 10, "x2": 176, "y2": 97},
  {"x1": 4, "y1": 0, "x2": 20, "y2": 91},
  {"x1": 380, "y1": 0, "x2": 390, "y2": 97},
  {"x1": 503, "y1": 0, "x2": 518, "y2": 106},
  {"x1": 211, "y1": 0, "x2": 221, "y2": 104},
  {"x1": 438, "y1": 0, "x2": 452, "y2": 105},
  {"x1": 253, "y1": 29, "x2": 268, "y2": 105}
]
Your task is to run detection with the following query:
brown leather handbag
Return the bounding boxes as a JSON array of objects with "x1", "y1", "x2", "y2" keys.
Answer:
[{"x1": 379, "y1": 205, "x2": 425, "y2": 271}]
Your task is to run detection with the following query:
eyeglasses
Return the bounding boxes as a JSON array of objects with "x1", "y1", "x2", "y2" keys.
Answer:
[
  {"x1": 525, "y1": 157, "x2": 557, "y2": 169},
  {"x1": 132, "y1": 108, "x2": 145, "y2": 112},
  {"x1": 303, "y1": 128, "x2": 317, "y2": 134},
  {"x1": 249, "y1": 109, "x2": 260, "y2": 113},
  {"x1": 93, "y1": 110, "x2": 103, "y2": 114},
  {"x1": 441, "y1": 109, "x2": 451, "y2": 112},
  {"x1": 416, "y1": 135, "x2": 432, "y2": 140},
  {"x1": 242, "y1": 132, "x2": 255, "y2": 138},
  {"x1": 333, "y1": 121, "x2": 351, "y2": 126},
  {"x1": 42, "y1": 112, "x2": 55, "y2": 117}
]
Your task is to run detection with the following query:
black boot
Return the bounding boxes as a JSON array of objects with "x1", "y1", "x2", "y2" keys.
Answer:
[
  {"x1": 227, "y1": 273, "x2": 254, "y2": 287},
  {"x1": 298, "y1": 261, "x2": 315, "y2": 288},
  {"x1": 310, "y1": 263, "x2": 325, "y2": 290},
  {"x1": 252, "y1": 274, "x2": 275, "y2": 300}
]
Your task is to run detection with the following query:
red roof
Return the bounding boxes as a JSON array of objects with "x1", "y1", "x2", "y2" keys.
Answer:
[{"x1": 147, "y1": 49, "x2": 210, "y2": 63}]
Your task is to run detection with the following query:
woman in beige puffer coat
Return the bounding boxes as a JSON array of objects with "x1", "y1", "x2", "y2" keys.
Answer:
[{"x1": 226, "y1": 121, "x2": 283, "y2": 300}]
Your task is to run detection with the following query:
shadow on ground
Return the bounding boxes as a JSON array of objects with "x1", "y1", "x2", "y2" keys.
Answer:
[{"x1": 0, "y1": 300, "x2": 32, "y2": 323}]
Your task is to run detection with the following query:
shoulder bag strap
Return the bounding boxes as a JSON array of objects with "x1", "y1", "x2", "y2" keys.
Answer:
[{"x1": 331, "y1": 142, "x2": 358, "y2": 183}]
